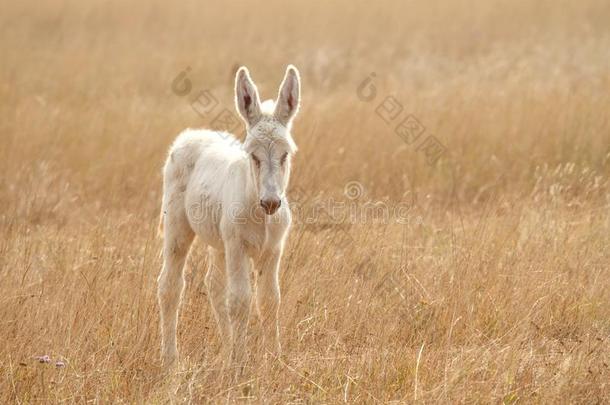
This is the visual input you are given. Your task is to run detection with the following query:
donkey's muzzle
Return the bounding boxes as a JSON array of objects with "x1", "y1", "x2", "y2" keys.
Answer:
[{"x1": 260, "y1": 198, "x2": 281, "y2": 215}]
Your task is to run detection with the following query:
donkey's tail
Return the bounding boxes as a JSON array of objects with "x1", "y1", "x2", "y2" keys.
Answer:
[
  {"x1": 157, "y1": 191, "x2": 165, "y2": 238},
  {"x1": 157, "y1": 209, "x2": 164, "y2": 237}
]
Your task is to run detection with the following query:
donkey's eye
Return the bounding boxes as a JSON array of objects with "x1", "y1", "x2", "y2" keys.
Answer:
[
  {"x1": 251, "y1": 154, "x2": 261, "y2": 168},
  {"x1": 280, "y1": 153, "x2": 288, "y2": 165}
]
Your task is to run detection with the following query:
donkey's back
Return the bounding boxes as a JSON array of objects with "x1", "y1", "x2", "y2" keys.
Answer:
[{"x1": 159, "y1": 129, "x2": 245, "y2": 247}]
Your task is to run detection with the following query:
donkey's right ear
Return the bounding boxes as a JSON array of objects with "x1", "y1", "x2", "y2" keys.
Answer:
[{"x1": 235, "y1": 67, "x2": 262, "y2": 127}]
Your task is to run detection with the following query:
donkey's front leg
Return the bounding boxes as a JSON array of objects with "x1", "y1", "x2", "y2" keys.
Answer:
[
  {"x1": 224, "y1": 238, "x2": 252, "y2": 363},
  {"x1": 255, "y1": 248, "x2": 282, "y2": 356}
]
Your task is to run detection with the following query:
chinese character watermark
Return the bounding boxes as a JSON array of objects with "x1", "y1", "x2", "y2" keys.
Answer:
[{"x1": 356, "y1": 72, "x2": 447, "y2": 165}]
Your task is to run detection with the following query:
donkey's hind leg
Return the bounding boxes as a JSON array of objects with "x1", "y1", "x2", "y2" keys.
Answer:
[
  {"x1": 157, "y1": 193, "x2": 194, "y2": 366},
  {"x1": 205, "y1": 248, "x2": 232, "y2": 349}
]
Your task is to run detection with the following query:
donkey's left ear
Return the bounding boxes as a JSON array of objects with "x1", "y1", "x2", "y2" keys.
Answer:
[{"x1": 274, "y1": 65, "x2": 301, "y2": 126}]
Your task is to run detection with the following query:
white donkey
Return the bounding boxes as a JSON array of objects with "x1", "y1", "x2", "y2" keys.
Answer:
[{"x1": 157, "y1": 65, "x2": 301, "y2": 366}]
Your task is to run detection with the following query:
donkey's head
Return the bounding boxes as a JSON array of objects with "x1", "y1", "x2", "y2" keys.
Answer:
[{"x1": 235, "y1": 65, "x2": 301, "y2": 215}]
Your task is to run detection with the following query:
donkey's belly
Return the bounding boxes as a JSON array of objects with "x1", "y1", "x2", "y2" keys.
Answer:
[{"x1": 184, "y1": 190, "x2": 224, "y2": 250}]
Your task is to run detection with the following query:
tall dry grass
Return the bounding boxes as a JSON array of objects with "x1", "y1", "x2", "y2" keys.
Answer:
[{"x1": 0, "y1": 0, "x2": 609, "y2": 402}]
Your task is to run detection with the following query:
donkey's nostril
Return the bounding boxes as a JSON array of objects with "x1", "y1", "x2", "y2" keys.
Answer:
[{"x1": 261, "y1": 198, "x2": 281, "y2": 214}]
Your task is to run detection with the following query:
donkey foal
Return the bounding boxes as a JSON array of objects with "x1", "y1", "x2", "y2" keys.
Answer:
[{"x1": 157, "y1": 65, "x2": 301, "y2": 366}]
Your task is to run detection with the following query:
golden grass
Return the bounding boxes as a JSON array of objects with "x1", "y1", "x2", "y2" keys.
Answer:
[{"x1": 1, "y1": 0, "x2": 609, "y2": 402}]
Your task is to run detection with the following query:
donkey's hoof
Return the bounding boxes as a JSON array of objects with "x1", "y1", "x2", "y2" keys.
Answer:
[
  {"x1": 242, "y1": 384, "x2": 253, "y2": 397},
  {"x1": 161, "y1": 350, "x2": 179, "y2": 370}
]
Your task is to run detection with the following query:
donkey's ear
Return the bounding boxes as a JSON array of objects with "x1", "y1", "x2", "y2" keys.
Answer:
[
  {"x1": 235, "y1": 67, "x2": 262, "y2": 127},
  {"x1": 274, "y1": 65, "x2": 301, "y2": 126}
]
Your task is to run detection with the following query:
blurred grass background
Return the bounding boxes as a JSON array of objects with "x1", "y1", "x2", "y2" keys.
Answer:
[{"x1": 0, "y1": 0, "x2": 608, "y2": 402}]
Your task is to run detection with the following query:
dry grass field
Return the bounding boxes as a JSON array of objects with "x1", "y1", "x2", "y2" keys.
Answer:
[{"x1": 1, "y1": 0, "x2": 609, "y2": 403}]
